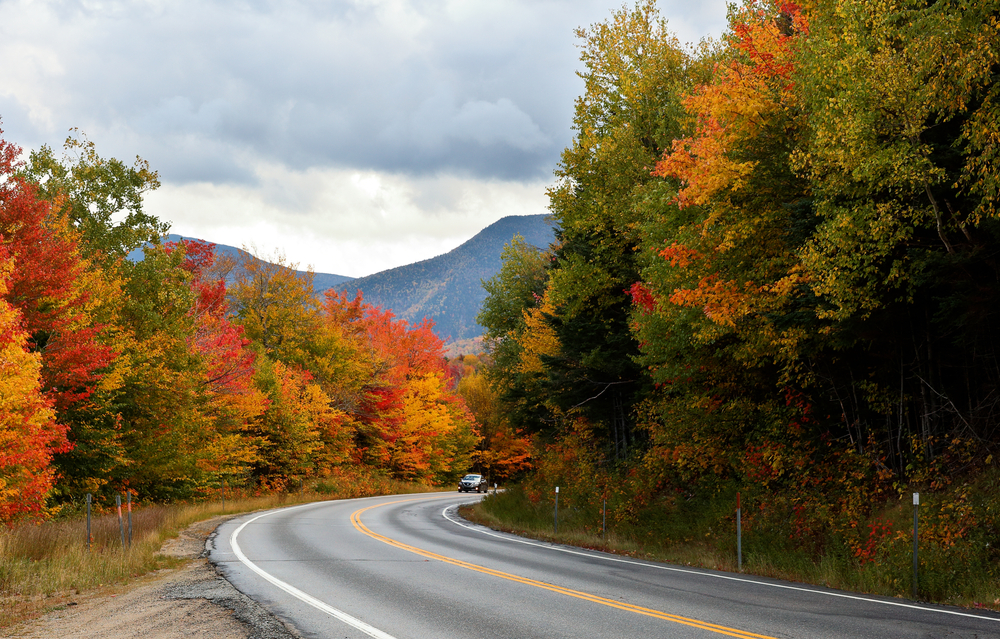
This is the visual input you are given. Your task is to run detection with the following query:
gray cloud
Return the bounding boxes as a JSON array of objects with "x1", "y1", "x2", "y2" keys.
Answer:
[
  {"x1": 0, "y1": 0, "x2": 730, "y2": 276},
  {"x1": 0, "y1": 0, "x2": 727, "y2": 186}
]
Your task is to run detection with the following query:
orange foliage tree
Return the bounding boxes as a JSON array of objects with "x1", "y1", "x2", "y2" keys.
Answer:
[
  {"x1": 456, "y1": 369, "x2": 532, "y2": 483},
  {"x1": 322, "y1": 291, "x2": 478, "y2": 484},
  {"x1": 0, "y1": 126, "x2": 115, "y2": 414},
  {"x1": 171, "y1": 240, "x2": 266, "y2": 484},
  {"x1": 0, "y1": 246, "x2": 67, "y2": 521},
  {"x1": 0, "y1": 125, "x2": 111, "y2": 520}
]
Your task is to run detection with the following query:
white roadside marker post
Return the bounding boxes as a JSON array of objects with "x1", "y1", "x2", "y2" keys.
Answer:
[
  {"x1": 737, "y1": 492, "x2": 742, "y2": 573},
  {"x1": 913, "y1": 492, "x2": 920, "y2": 599},
  {"x1": 554, "y1": 486, "x2": 559, "y2": 534}
]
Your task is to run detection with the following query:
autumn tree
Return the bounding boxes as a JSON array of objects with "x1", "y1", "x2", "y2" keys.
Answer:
[
  {"x1": 0, "y1": 124, "x2": 121, "y2": 510},
  {"x1": 457, "y1": 370, "x2": 532, "y2": 482},
  {"x1": 0, "y1": 121, "x2": 488, "y2": 503},
  {"x1": 0, "y1": 247, "x2": 67, "y2": 522},
  {"x1": 791, "y1": 0, "x2": 1000, "y2": 470},
  {"x1": 536, "y1": 0, "x2": 696, "y2": 460},
  {"x1": 386, "y1": 372, "x2": 478, "y2": 482},
  {"x1": 624, "y1": 0, "x2": 1000, "y2": 538},
  {"x1": 248, "y1": 358, "x2": 328, "y2": 487},
  {"x1": 106, "y1": 244, "x2": 212, "y2": 497},
  {"x1": 54, "y1": 239, "x2": 263, "y2": 501},
  {"x1": 478, "y1": 236, "x2": 550, "y2": 376},
  {"x1": 229, "y1": 248, "x2": 322, "y2": 366},
  {"x1": 19, "y1": 129, "x2": 166, "y2": 263},
  {"x1": 172, "y1": 240, "x2": 265, "y2": 485},
  {"x1": 477, "y1": 235, "x2": 553, "y2": 430},
  {"x1": 323, "y1": 290, "x2": 479, "y2": 483},
  {"x1": 0, "y1": 126, "x2": 115, "y2": 415},
  {"x1": 471, "y1": 0, "x2": 1000, "y2": 583},
  {"x1": 626, "y1": 0, "x2": 815, "y2": 494}
]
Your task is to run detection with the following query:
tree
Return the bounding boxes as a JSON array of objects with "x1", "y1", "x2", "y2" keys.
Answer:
[
  {"x1": 322, "y1": 289, "x2": 479, "y2": 483},
  {"x1": 387, "y1": 372, "x2": 477, "y2": 482},
  {"x1": 0, "y1": 126, "x2": 179, "y2": 501},
  {"x1": 457, "y1": 371, "x2": 532, "y2": 482},
  {"x1": 0, "y1": 126, "x2": 115, "y2": 414},
  {"x1": 173, "y1": 240, "x2": 258, "y2": 403},
  {"x1": 229, "y1": 248, "x2": 321, "y2": 366},
  {"x1": 0, "y1": 247, "x2": 66, "y2": 522},
  {"x1": 0, "y1": 124, "x2": 120, "y2": 510},
  {"x1": 630, "y1": 0, "x2": 1000, "y2": 513},
  {"x1": 172, "y1": 240, "x2": 265, "y2": 485},
  {"x1": 539, "y1": 0, "x2": 694, "y2": 458},
  {"x1": 477, "y1": 236, "x2": 553, "y2": 431},
  {"x1": 790, "y1": 0, "x2": 1000, "y2": 470},
  {"x1": 19, "y1": 129, "x2": 166, "y2": 262},
  {"x1": 478, "y1": 235, "x2": 551, "y2": 376},
  {"x1": 249, "y1": 357, "x2": 328, "y2": 487},
  {"x1": 69, "y1": 241, "x2": 263, "y2": 500}
]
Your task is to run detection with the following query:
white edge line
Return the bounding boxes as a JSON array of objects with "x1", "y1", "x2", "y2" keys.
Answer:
[
  {"x1": 442, "y1": 503, "x2": 1000, "y2": 624},
  {"x1": 228, "y1": 502, "x2": 398, "y2": 639}
]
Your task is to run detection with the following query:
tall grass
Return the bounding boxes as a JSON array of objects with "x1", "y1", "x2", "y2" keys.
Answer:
[{"x1": 0, "y1": 475, "x2": 437, "y2": 629}]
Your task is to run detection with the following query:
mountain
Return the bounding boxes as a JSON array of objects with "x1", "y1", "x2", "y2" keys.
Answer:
[
  {"x1": 131, "y1": 214, "x2": 555, "y2": 346},
  {"x1": 128, "y1": 235, "x2": 355, "y2": 289},
  {"x1": 335, "y1": 214, "x2": 554, "y2": 343}
]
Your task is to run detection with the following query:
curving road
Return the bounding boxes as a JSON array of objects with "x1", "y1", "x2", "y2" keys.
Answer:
[{"x1": 209, "y1": 492, "x2": 1000, "y2": 638}]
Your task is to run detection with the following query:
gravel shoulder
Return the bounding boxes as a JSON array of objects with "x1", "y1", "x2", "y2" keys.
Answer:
[{"x1": 3, "y1": 516, "x2": 298, "y2": 639}]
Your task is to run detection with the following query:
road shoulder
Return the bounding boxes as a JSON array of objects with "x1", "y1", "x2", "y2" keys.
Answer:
[{"x1": 3, "y1": 516, "x2": 298, "y2": 639}]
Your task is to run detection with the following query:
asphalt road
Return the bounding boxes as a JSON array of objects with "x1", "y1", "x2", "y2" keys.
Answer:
[{"x1": 209, "y1": 492, "x2": 1000, "y2": 638}]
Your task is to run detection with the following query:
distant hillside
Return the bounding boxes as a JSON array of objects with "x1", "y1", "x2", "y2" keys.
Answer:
[
  {"x1": 130, "y1": 216, "x2": 554, "y2": 346},
  {"x1": 128, "y1": 235, "x2": 354, "y2": 289},
  {"x1": 336, "y1": 214, "x2": 554, "y2": 342}
]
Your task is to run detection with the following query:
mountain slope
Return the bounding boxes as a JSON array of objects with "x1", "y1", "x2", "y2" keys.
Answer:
[
  {"x1": 129, "y1": 235, "x2": 355, "y2": 289},
  {"x1": 336, "y1": 214, "x2": 554, "y2": 342},
  {"x1": 132, "y1": 216, "x2": 554, "y2": 344}
]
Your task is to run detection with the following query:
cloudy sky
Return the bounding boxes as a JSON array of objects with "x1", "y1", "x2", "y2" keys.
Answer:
[{"x1": 0, "y1": 0, "x2": 729, "y2": 277}]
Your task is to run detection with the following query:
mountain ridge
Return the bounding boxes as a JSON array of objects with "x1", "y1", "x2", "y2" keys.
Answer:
[
  {"x1": 336, "y1": 214, "x2": 554, "y2": 342},
  {"x1": 147, "y1": 214, "x2": 554, "y2": 345}
]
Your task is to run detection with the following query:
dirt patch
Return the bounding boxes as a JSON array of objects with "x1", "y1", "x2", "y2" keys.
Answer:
[{"x1": 3, "y1": 516, "x2": 298, "y2": 639}]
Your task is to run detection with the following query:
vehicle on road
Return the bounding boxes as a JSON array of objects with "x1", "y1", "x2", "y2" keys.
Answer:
[{"x1": 458, "y1": 474, "x2": 486, "y2": 493}]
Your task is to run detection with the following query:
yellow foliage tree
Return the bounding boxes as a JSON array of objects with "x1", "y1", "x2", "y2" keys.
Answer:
[
  {"x1": 0, "y1": 253, "x2": 63, "y2": 521},
  {"x1": 387, "y1": 372, "x2": 477, "y2": 482}
]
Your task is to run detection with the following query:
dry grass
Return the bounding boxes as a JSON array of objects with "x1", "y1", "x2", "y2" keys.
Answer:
[{"x1": 0, "y1": 478, "x2": 438, "y2": 629}]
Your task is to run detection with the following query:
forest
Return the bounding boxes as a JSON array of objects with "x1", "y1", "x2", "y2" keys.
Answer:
[
  {"x1": 476, "y1": 0, "x2": 1000, "y2": 597},
  {"x1": 0, "y1": 124, "x2": 533, "y2": 521},
  {"x1": 2, "y1": 0, "x2": 998, "y2": 598}
]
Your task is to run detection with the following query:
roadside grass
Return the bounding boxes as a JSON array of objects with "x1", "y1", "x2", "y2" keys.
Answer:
[
  {"x1": 0, "y1": 475, "x2": 437, "y2": 629},
  {"x1": 463, "y1": 473, "x2": 1000, "y2": 612}
]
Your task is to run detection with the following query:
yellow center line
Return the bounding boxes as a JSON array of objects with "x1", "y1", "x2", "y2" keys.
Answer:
[{"x1": 351, "y1": 498, "x2": 778, "y2": 639}]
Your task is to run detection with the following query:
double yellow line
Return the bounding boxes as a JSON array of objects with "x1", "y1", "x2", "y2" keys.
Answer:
[{"x1": 350, "y1": 498, "x2": 777, "y2": 639}]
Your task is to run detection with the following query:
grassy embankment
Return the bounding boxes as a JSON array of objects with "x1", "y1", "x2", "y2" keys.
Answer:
[
  {"x1": 462, "y1": 469, "x2": 1000, "y2": 612},
  {"x1": 0, "y1": 474, "x2": 438, "y2": 629}
]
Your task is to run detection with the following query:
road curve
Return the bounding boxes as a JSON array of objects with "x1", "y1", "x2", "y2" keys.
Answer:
[{"x1": 209, "y1": 492, "x2": 1000, "y2": 638}]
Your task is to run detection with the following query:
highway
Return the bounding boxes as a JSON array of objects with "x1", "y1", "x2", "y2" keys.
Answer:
[{"x1": 209, "y1": 492, "x2": 1000, "y2": 638}]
